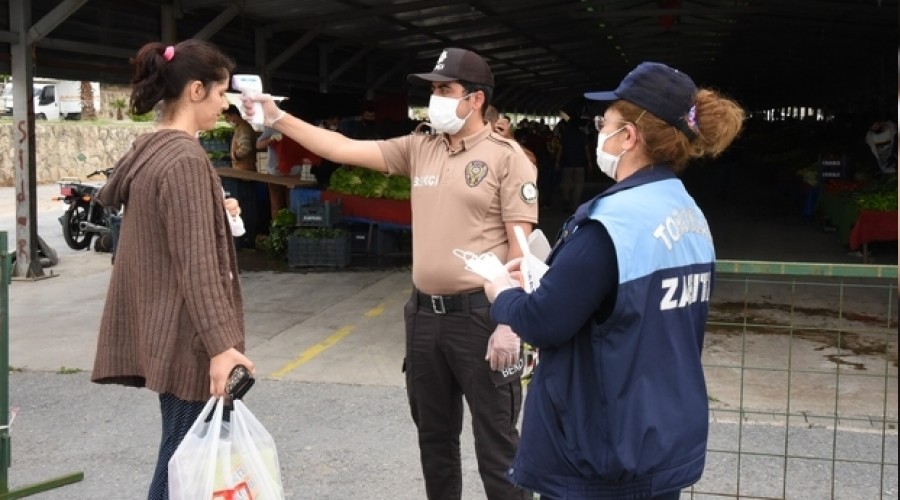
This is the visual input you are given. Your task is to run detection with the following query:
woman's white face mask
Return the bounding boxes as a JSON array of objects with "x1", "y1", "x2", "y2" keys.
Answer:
[
  {"x1": 427, "y1": 94, "x2": 472, "y2": 135},
  {"x1": 595, "y1": 126, "x2": 627, "y2": 180}
]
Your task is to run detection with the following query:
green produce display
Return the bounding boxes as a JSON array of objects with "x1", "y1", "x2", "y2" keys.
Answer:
[
  {"x1": 198, "y1": 126, "x2": 234, "y2": 142},
  {"x1": 264, "y1": 208, "x2": 296, "y2": 257},
  {"x1": 198, "y1": 126, "x2": 233, "y2": 166},
  {"x1": 854, "y1": 190, "x2": 898, "y2": 211},
  {"x1": 852, "y1": 175, "x2": 898, "y2": 211},
  {"x1": 293, "y1": 227, "x2": 346, "y2": 239},
  {"x1": 328, "y1": 166, "x2": 411, "y2": 200}
]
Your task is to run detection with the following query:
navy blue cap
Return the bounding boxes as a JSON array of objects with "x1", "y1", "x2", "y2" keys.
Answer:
[{"x1": 585, "y1": 62, "x2": 698, "y2": 139}]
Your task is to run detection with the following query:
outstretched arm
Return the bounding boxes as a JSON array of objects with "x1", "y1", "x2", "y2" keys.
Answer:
[{"x1": 245, "y1": 94, "x2": 388, "y2": 173}]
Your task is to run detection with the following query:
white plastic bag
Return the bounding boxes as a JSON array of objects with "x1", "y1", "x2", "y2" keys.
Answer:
[
  {"x1": 168, "y1": 397, "x2": 224, "y2": 499},
  {"x1": 168, "y1": 397, "x2": 285, "y2": 500},
  {"x1": 229, "y1": 400, "x2": 285, "y2": 499}
]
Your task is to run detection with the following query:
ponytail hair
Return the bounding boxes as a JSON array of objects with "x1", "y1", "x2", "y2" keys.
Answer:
[
  {"x1": 129, "y1": 39, "x2": 235, "y2": 115},
  {"x1": 690, "y1": 89, "x2": 745, "y2": 162},
  {"x1": 612, "y1": 89, "x2": 745, "y2": 171}
]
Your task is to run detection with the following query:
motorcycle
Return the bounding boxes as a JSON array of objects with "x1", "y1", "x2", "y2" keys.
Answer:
[{"x1": 56, "y1": 167, "x2": 119, "y2": 252}]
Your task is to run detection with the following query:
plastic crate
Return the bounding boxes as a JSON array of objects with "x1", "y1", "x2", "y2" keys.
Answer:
[
  {"x1": 296, "y1": 200, "x2": 342, "y2": 227},
  {"x1": 199, "y1": 138, "x2": 230, "y2": 153},
  {"x1": 287, "y1": 234, "x2": 351, "y2": 268},
  {"x1": 346, "y1": 221, "x2": 410, "y2": 255},
  {"x1": 290, "y1": 188, "x2": 322, "y2": 213}
]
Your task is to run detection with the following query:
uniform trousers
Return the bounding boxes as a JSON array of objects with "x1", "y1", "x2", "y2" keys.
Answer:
[
  {"x1": 403, "y1": 293, "x2": 528, "y2": 500},
  {"x1": 148, "y1": 393, "x2": 206, "y2": 500}
]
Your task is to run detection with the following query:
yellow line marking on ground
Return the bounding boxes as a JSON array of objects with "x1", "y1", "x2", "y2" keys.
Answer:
[
  {"x1": 270, "y1": 299, "x2": 396, "y2": 378},
  {"x1": 271, "y1": 325, "x2": 355, "y2": 378},
  {"x1": 365, "y1": 303, "x2": 386, "y2": 317}
]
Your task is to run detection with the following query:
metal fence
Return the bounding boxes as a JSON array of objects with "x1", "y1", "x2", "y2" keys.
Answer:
[{"x1": 690, "y1": 260, "x2": 898, "y2": 500}]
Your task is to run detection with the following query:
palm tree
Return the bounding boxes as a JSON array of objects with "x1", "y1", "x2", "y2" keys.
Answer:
[
  {"x1": 111, "y1": 98, "x2": 127, "y2": 120},
  {"x1": 80, "y1": 81, "x2": 96, "y2": 120}
]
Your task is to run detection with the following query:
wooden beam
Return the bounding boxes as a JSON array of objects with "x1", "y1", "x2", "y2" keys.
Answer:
[
  {"x1": 193, "y1": 2, "x2": 241, "y2": 41},
  {"x1": 266, "y1": 27, "x2": 321, "y2": 74},
  {"x1": 26, "y1": 0, "x2": 88, "y2": 44}
]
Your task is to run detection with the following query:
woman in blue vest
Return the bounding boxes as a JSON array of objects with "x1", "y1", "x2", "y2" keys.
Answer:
[{"x1": 482, "y1": 62, "x2": 744, "y2": 499}]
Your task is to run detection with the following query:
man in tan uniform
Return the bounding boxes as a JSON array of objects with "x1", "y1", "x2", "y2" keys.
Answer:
[{"x1": 246, "y1": 48, "x2": 537, "y2": 500}]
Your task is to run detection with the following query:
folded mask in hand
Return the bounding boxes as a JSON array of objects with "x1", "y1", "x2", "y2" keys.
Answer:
[{"x1": 453, "y1": 249, "x2": 507, "y2": 281}]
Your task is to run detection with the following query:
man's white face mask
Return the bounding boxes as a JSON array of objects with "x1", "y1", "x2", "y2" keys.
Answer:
[{"x1": 427, "y1": 94, "x2": 472, "y2": 135}]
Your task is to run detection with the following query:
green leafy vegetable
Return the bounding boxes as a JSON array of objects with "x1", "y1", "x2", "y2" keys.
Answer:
[
  {"x1": 264, "y1": 208, "x2": 296, "y2": 257},
  {"x1": 328, "y1": 166, "x2": 410, "y2": 200}
]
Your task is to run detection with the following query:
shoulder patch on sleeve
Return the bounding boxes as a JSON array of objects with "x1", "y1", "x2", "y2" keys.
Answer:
[{"x1": 520, "y1": 181, "x2": 538, "y2": 204}]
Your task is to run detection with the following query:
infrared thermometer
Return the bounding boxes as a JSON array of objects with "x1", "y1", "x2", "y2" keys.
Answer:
[{"x1": 231, "y1": 74, "x2": 264, "y2": 128}]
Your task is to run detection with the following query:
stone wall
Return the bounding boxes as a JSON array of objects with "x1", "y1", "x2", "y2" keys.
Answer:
[
  {"x1": 97, "y1": 84, "x2": 133, "y2": 121},
  {"x1": 0, "y1": 120, "x2": 155, "y2": 186}
]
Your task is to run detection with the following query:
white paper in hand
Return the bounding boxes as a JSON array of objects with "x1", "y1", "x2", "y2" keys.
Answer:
[
  {"x1": 514, "y1": 226, "x2": 549, "y2": 293},
  {"x1": 527, "y1": 229, "x2": 552, "y2": 262}
]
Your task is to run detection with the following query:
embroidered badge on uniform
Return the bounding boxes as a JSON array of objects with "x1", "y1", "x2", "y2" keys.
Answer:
[
  {"x1": 465, "y1": 160, "x2": 489, "y2": 187},
  {"x1": 520, "y1": 181, "x2": 538, "y2": 204}
]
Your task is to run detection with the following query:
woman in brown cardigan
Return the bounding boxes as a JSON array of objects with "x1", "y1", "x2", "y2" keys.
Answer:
[{"x1": 93, "y1": 39, "x2": 255, "y2": 499}]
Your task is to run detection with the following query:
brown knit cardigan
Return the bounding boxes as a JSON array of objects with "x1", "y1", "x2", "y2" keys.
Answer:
[{"x1": 92, "y1": 129, "x2": 245, "y2": 402}]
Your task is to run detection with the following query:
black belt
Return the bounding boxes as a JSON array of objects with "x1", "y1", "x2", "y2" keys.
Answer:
[{"x1": 415, "y1": 289, "x2": 490, "y2": 314}]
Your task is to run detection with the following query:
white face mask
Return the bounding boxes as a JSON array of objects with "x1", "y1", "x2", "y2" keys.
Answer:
[
  {"x1": 427, "y1": 94, "x2": 472, "y2": 135},
  {"x1": 595, "y1": 126, "x2": 626, "y2": 180}
]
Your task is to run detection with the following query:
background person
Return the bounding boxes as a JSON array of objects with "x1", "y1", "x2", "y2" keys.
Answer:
[
  {"x1": 316, "y1": 113, "x2": 345, "y2": 189},
  {"x1": 223, "y1": 104, "x2": 257, "y2": 171},
  {"x1": 257, "y1": 124, "x2": 288, "y2": 217},
  {"x1": 343, "y1": 102, "x2": 383, "y2": 140},
  {"x1": 865, "y1": 119, "x2": 898, "y2": 174},
  {"x1": 246, "y1": 47, "x2": 536, "y2": 500},
  {"x1": 92, "y1": 39, "x2": 255, "y2": 499},
  {"x1": 483, "y1": 61, "x2": 745, "y2": 500},
  {"x1": 553, "y1": 109, "x2": 591, "y2": 212},
  {"x1": 487, "y1": 105, "x2": 537, "y2": 165},
  {"x1": 223, "y1": 103, "x2": 262, "y2": 247}
]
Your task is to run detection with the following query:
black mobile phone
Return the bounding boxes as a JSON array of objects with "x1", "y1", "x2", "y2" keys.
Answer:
[{"x1": 225, "y1": 364, "x2": 255, "y2": 402}]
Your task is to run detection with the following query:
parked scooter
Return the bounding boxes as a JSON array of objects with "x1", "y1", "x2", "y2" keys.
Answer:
[{"x1": 56, "y1": 167, "x2": 119, "y2": 252}]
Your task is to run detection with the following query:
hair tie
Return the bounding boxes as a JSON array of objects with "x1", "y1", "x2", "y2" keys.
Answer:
[
  {"x1": 686, "y1": 105, "x2": 698, "y2": 129},
  {"x1": 163, "y1": 45, "x2": 175, "y2": 62}
]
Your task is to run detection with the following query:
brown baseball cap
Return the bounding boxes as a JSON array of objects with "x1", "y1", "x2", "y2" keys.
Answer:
[{"x1": 407, "y1": 48, "x2": 494, "y2": 88}]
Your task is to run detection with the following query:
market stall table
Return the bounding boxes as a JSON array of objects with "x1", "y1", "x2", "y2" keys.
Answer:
[
  {"x1": 216, "y1": 169, "x2": 317, "y2": 247},
  {"x1": 319, "y1": 191, "x2": 411, "y2": 226},
  {"x1": 319, "y1": 191, "x2": 411, "y2": 254},
  {"x1": 216, "y1": 168, "x2": 317, "y2": 189},
  {"x1": 848, "y1": 210, "x2": 898, "y2": 255}
]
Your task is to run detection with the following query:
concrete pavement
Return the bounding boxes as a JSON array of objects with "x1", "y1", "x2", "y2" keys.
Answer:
[
  {"x1": 2, "y1": 184, "x2": 897, "y2": 499},
  {"x1": 4, "y1": 184, "x2": 461, "y2": 498}
]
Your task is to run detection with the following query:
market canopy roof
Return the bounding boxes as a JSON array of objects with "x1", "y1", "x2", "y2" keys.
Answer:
[{"x1": 2, "y1": 0, "x2": 897, "y2": 115}]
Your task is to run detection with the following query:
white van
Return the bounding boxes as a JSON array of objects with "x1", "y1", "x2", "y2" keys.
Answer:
[
  {"x1": 35, "y1": 80, "x2": 100, "y2": 120},
  {"x1": 0, "y1": 84, "x2": 13, "y2": 115},
  {"x1": 3, "y1": 79, "x2": 100, "y2": 120}
]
